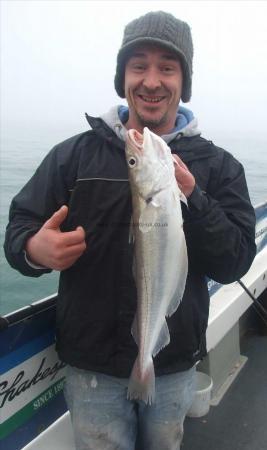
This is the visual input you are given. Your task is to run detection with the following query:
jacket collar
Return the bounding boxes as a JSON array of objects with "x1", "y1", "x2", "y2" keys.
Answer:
[{"x1": 85, "y1": 113, "x2": 217, "y2": 162}]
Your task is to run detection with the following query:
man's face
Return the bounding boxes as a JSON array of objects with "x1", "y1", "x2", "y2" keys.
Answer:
[{"x1": 124, "y1": 45, "x2": 183, "y2": 135}]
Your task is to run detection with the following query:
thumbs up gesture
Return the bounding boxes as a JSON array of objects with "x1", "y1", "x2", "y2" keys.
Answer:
[{"x1": 25, "y1": 205, "x2": 86, "y2": 271}]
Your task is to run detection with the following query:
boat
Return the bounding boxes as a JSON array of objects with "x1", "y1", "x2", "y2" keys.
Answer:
[{"x1": 1, "y1": 201, "x2": 266, "y2": 450}]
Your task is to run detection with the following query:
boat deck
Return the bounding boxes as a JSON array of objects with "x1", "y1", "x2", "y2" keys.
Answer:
[
  {"x1": 182, "y1": 330, "x2": 267, "y2": 450},
  {"x1": 16, "y1": 287, "x2": 267, "y2": 450},
  {"x1": 21, "y1": 323, "x2": 267, "y2": 450}
]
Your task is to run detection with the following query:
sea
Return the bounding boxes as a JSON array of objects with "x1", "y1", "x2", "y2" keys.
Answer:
[{"x1": 0, "y1": 131, "x2": 266, "y2": 316}]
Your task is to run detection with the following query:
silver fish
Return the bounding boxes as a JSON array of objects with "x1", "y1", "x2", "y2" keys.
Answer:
[{"x1": 125, "y1": 127, "x2": 188, "y2": 404}]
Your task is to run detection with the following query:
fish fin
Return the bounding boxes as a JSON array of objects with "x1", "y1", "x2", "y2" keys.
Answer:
[
  {"x1": 127, "y1": 356, "x2": 155, "y2": 405},
  {"x1": 172, "y1": 184, "x2": 187, "y2": 207},
  {"x1": 152, "y1": 190, "x2": 168, "y2": 209},
  {"x1": 166, "y1": 235, "x2": 188, "y2": 317},
  {"x1": 171, "y1": 156, "x2": 188, "y2": 205},
  {"x1": 151, "y1": 199, "x2": 160, "y2": 208},
  {"x1": 129, "y1": 216, "x2": 134, "y2": 244},
  {"x1": 172, "y1": 155, "x2": 179, "y2": 166},
  {"x1": 139, "y1": 203, "x2": 158, "y2": 233},
  {"x1": 131, "y1": 313, "x2": 138, "y2": 345},
  {"x1": 152, "y1": 320, "x2": 170, "y2": 357},
  {"x1": 179, "y1": 191, "x2": 187, "y2": 205}
]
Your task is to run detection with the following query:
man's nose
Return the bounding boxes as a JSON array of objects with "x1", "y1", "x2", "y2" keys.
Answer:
[{"x1": 142, "y1": 68, "x2": 161, "y2": 90}]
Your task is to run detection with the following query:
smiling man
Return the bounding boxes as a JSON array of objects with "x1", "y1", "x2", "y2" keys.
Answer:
[
  {"x1": 4, "y1": 10, "x2": 256, "y2": 450},
  {"x1": 124, "y1": 46, "x2": 183, "y2": 134}
]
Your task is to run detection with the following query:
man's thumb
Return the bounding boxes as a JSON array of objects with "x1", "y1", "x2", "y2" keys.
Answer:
[{"x1": 44, "y1": 205, "x2": 68, "y2": 230}]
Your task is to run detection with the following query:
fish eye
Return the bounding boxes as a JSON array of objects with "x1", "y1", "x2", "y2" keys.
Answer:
[{"x1": 128, "y1": 157, "x2": 137, "y2": 168}]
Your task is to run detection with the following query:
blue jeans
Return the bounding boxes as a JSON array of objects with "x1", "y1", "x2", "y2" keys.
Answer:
[{"x1": 64, "y1": 365, "x2": 196, "y2": 450}]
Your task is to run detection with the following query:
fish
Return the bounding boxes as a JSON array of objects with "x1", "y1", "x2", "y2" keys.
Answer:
[{"x1": 125, "y1": 127, "x2": 188, "y2": 404}]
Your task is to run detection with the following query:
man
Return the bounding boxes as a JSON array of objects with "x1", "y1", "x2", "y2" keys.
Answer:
[{"x1": 4, "y1": 11, "x2": 256, "y2": 450}]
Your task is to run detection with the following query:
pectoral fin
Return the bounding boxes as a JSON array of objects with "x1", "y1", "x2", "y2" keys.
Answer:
[
  {"x1": 139, "y1": 192, "x2": 164, "y2": 233},
  {"x1": 139, "y1": 202, "x2": 158, "y2": 233}
]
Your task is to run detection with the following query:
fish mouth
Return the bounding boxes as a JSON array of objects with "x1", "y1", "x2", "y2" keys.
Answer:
[{"x1": 128, "y1": 129, "x2": 143, "y2": 150}]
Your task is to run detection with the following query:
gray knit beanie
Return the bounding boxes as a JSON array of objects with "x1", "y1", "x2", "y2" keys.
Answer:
[{"x1": 114, "y1": 11, "x2": 193, "y2": 103}]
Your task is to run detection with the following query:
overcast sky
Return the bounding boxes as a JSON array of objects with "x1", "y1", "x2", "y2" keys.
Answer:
[{"x1": 1, "y1": 0, "x2": 267, "y2": 142}]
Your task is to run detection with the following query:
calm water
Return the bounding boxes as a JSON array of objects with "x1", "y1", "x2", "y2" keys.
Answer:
[{"x1": 0, "y1": 133, "x2": 266, "y2": 316}]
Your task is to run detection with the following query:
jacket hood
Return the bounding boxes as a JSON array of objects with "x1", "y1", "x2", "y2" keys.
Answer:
[{"x1": 100, "y1": 105, "x2": 201, "y2": 144}]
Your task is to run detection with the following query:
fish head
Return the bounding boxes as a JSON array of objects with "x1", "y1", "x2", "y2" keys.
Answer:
[{"x1": 125, "y1": 127, "x2": 174, "y2": 202}]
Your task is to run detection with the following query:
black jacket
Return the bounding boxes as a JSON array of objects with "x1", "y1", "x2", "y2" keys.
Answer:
[{"x1": 4, "y1": 116, "x2": 256, "y2": 376}]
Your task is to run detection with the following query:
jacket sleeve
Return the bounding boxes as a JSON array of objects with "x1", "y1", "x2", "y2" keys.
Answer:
[
  {"x1": 183, "y1": 152, "x2": 256, "y2": 284},
  {"x1": 4, "y1": 143, "x2": 76, "y2": 277}
]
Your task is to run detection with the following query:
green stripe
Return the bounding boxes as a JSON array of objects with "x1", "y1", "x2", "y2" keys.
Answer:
[{"x1": 0, "y1": 377, "x2": 65, "y2": 440}]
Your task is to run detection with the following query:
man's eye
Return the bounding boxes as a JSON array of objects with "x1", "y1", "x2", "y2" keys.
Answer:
[
  {"x1": 162, "y1": 66, "x2": 174, "y2": 73},
  {"x1": 132, "y1": 64, "x2": 145, "y2": 71}
]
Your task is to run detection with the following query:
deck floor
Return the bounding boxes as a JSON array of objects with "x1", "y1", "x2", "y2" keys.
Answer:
[
  {"x1": 26, "y1": 328, "x2": 267, "y2": 450},
  {"x1": 182, "y1": 331, "x2": 267, "y2": 450}
]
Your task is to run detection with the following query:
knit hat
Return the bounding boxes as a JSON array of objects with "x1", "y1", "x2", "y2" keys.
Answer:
[{"x1": 114, "y1": 11, "x2": 193, "y2": 103}]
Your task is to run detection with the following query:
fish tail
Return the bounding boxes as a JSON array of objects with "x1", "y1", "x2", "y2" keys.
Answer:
[{"x1": 127, "y1": 356, "x2": 155, "y2": 405}]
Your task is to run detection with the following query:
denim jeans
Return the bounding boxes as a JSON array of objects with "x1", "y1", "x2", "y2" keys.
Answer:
[{"x1": 64, "y1": 365, "x2": 196, "y2": 450}]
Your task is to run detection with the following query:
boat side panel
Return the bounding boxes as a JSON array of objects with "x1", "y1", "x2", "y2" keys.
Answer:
[{"x1": 0, "y1": 305, "x2": 67, "y2": 450}]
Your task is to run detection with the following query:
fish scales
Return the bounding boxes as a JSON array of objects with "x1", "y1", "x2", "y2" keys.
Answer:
[{"x1": 125, "y1": 127, "x2": 188, "y2": 404}]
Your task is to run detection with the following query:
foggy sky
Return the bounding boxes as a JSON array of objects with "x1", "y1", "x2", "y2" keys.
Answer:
[{"x1": 1, "y1": 0, "x2": 267, "y2": 142}]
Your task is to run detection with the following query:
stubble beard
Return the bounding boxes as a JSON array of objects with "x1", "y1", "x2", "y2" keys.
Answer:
[{"x1": 135, "y1": 109, "x2": 169, "y2": 132}]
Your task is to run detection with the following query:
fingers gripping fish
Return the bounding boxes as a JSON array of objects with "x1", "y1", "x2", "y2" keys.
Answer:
[{"x1": 125, "y1": 127, "x2": 188, "y2": 404}]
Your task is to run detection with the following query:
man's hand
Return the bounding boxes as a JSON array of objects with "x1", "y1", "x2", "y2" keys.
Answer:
[
  {"x1": 172, "y1": 154, "x2": 195, "y2": 198},
  {"x1": 25, "y1": 205, "x2": 86, "y2": 271}
]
